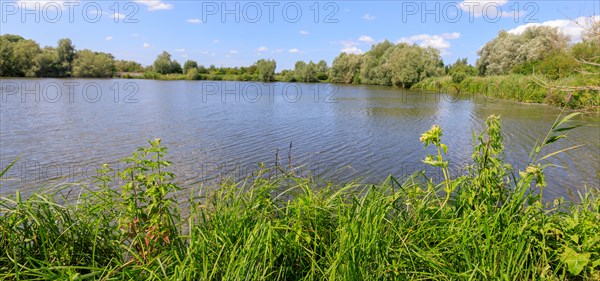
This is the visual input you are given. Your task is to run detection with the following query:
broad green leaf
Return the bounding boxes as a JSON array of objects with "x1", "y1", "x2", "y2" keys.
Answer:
[{"x1": 560, "y1": 246, "x2": 590, "y2": 275}]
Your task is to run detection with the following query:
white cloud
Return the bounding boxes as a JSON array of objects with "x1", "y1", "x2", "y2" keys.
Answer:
[
  {"x1": 358, "y1": 35, "x2": 375, "y2": 44},
  {"x1": 186, "y1": 18, "x2": 201, "y2": 24},
  {"x1": 335, "y1": 40, "x2": 364, "y2": 54},
  {"x1": 507, "y1": 16, "x2": 599, "y2": 42},
  {"x1": 229, "y1": 50, "x2": 238, "y2": 54},
  {"x1": 175, "y1": 48, "x2": 185, "y2": 52},
  {"x1": 300, "y1": 30, "x2": 310, "y2": 35},
  {"x1": 274, "y1": 49, "x2": 284, "y2": 53},
  {"x1": 341, "y1": 46, "x2": 363, "y2": 54},
  {"x1": 143, "y1": 43, "x2": 151, "y2": 48},
  {"x1": 181, "y1": 54, "x2": 189, "y2": 58},
  {"x1": 111, "y1": 12, "x2": 125, "y2": 20},
  {"x1": 105, "y1": 36, "x2": 113, "y2": 41},
  {"x1": 397, "y1": 32, "x2": 461, "y2": 56},
  {"x1": 459, "y1": 0, "x2": 509, "y2": 18},
  {"x1": 288, "y1": 48, "x2": 300, "y2": 53},
  {"x1": 135, "y1": 0, "x2": 173, "y2": 11},
  {"x1": 212, "y1": 39, "x2": 220, "y2": 44},
  {"x1": 131, "y1": 33, "x2": 140, "y2": 37},
  {"x1": 362, "y1": 13, "x2": 375, "y2": 20},
  {"x1": 257, "y1": 46, "x2": 269, "y2": 52},
  {"x1": 441, "y1": 32, "x2": 461, "y2": 39}
]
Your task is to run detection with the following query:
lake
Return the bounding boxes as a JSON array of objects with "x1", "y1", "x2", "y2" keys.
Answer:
[{"x1": 1, "y1": 79, "x2": 598, "y2": 200}]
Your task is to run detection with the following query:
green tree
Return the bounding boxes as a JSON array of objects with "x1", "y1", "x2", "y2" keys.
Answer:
[
  {"x1": 153, "y1": 51, "x2": 174, "y2": 74},
  {"x1": 360, "y1": 40, "x2": 394, "y2": 85},
  {"x1": 0, "y1": 35, "x2": 21, "y2": 76},
  {"x1": 115, "y1": 60, "x2": 144, "y2": 73},
  {"x1": 255, "y1": 59, "x2": 276, "y2": 82},
  {"x1": 34, "y1": 47, "x2": 60, "y2": 77},
  {"x1": 447, "y1": 58, "x2": 477, "y2": 83},
  {"x1": 72, "y1": 50, "x2": 116, "y2": 77},
  {"x1": 316, "y1": 60, "x2": 329, "y2": 80},
  {"x1": 13, "y1": 39, "x2": 42, "y2": 77},
  {"x1": 186, "y1": 68, "x2": 201, "y2": 80},
  {"x1": 302, "y1": 61, "x2": 318, "y2": 82},
  {"x1": 293, "y1": 61, "x2": 306, "y2": 82},
  {"x1": 0, "y1": 35, "x2": 43, "y2": 77},
  {"x1": 183, "y1": 60, "x2": 198, "y2": 74},
  {"x1": 56, "y1": 38, "x2": 76, "y2": 77},
  {"x1": 382, "y1": 43, "x2": 444, "y2": 88},
  {"x1": 197, "y1": 65, "x2": 208, "y2": 74},
  {"x1": 247, "y1": 65, "x2": 257, "y2": 75},
  {"x1": 280, "y1": 69, "x2": 296, "y2": 82},
  {"x1": 477, "y1": 26, "x2": 569, "y2": 75},
  {"x1": 330, "y1": 53, "x2": 362, "y2": 84},
  {"x1": 171, "y1": 60, "x2": 183, "y2": 74},
  {"x1": 536, "y1": 53, "x2": 579, "y2": 80}
]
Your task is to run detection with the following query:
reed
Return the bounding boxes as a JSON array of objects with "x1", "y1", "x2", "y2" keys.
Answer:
[{"x1": 412, "y1": 74, "x2": 599, "y2": 110}]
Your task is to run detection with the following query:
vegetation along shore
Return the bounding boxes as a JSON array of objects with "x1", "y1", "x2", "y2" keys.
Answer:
[
  {"x1": 1, "y1": 23, "x2": 598, "y2": 110},
  {"x1": 1, "y1": 113, "x2": 599, "y2": 280}
]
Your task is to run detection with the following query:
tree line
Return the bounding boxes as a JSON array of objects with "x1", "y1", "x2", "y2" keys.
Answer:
[
  {"x1": 1, "y1": 22, "x2": 598, "y2": 86},
  {"x1": 0, "y1": 35, "x2": 145, "y2": 78}
]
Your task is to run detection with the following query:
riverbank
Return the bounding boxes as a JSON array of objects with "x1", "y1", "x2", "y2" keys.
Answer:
[
  {"x1": 412, "y1": 74, "x2": 599, "y2": 110},
  {"x1": 1, "y1": 116, "x2": 598, "y2": 280},
  {"x1": 116, "y1": 72, "x2": 600, "y2": 111},
  {"x1": 117, "y1": 71, "x2": 328, "y2": 83}
]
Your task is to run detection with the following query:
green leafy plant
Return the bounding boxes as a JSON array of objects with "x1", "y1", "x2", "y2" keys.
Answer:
[{"x1": 119, "y1": 138, "x2": 181, "y2": 263}]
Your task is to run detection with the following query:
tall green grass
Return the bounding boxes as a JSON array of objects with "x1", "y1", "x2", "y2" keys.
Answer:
[
  {"x1": 413, "y1": 74, "x2": 600, "y2": 110},
  {"x1": 1, "y1": 116, "x2": 599, "y2": 280}
]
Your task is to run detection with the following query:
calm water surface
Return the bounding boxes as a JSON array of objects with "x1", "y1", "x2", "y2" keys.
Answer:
[{"x1": 1, "y1": 79, "x2": 598, "y2": 200}]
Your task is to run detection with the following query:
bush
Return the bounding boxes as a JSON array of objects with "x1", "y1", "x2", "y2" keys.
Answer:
[
  {"x1": 186, "y1": 68, "x2": 201, "y2": 80},
  {"x1": 451, "y1": 71, "x2": 467, "y2": 84}
]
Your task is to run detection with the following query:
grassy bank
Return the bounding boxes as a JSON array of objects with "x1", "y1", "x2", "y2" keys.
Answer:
[
  {"x1": 412, "y1": 74, "x2": 600, "y2": 110},
  {"x1": 118, "y1": 71, "x2": 329, "y2": 83},
  {"x1": 1, "y1": 115, "x2": 599, "y2": 280},
  {"x1": 119, "y1": 71, "x2": 600, "y2": 111}
]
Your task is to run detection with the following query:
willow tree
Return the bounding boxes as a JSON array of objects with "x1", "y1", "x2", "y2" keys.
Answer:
[
  {"x1": 382, "y1": 43, "x2": 444, "y2": 88},
  {"x1": 72, "y1": 50, "x2": 116, "y2": 77},
  {"x1": 477, "y1": 26, "x2": 569, "y2": 76},
  {"x1": 255, "y1": 59, "x2": 276, "y2": 82},
  {"x1": 360, "y1": 40, "x2": 394, "y2": 85},
  {"x1": 330, "y1": 53, "x2": 362, "y2": 84}
]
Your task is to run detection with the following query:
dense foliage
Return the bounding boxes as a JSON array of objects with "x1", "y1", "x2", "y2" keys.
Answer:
[
  {"x1": 0, "y1": 21, "x2": 598, "y2": 108},
  {"x1": 152, "y1": 51, "x2": 182, "y2": 75},
  {"x1": 255, "y1": 59, "x2": 277, "y2": 82},
  {"x1": 1, "y1": 115, "x2": 598, "y2": 280},
  {"x1": 477, "y1": 26, "x2": 569, "y2": 76},
  {"x1": 329, "y1": 41, "x2": 444, "y2": 87},
  {"x1": 0, "y1": 35, "x2": 122, "y2": 78},
  {"x1": 72, "y1": 50, "x2": 116, "y2": 78}
]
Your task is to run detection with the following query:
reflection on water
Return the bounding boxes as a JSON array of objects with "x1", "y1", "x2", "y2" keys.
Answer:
[{"x1": 1, "y1": 79, "x2": 598, "y2": 200}]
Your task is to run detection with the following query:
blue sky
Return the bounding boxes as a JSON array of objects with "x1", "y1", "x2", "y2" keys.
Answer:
[{"x1": 2, "y1": 0, "x2": 599, "y2": 70}]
